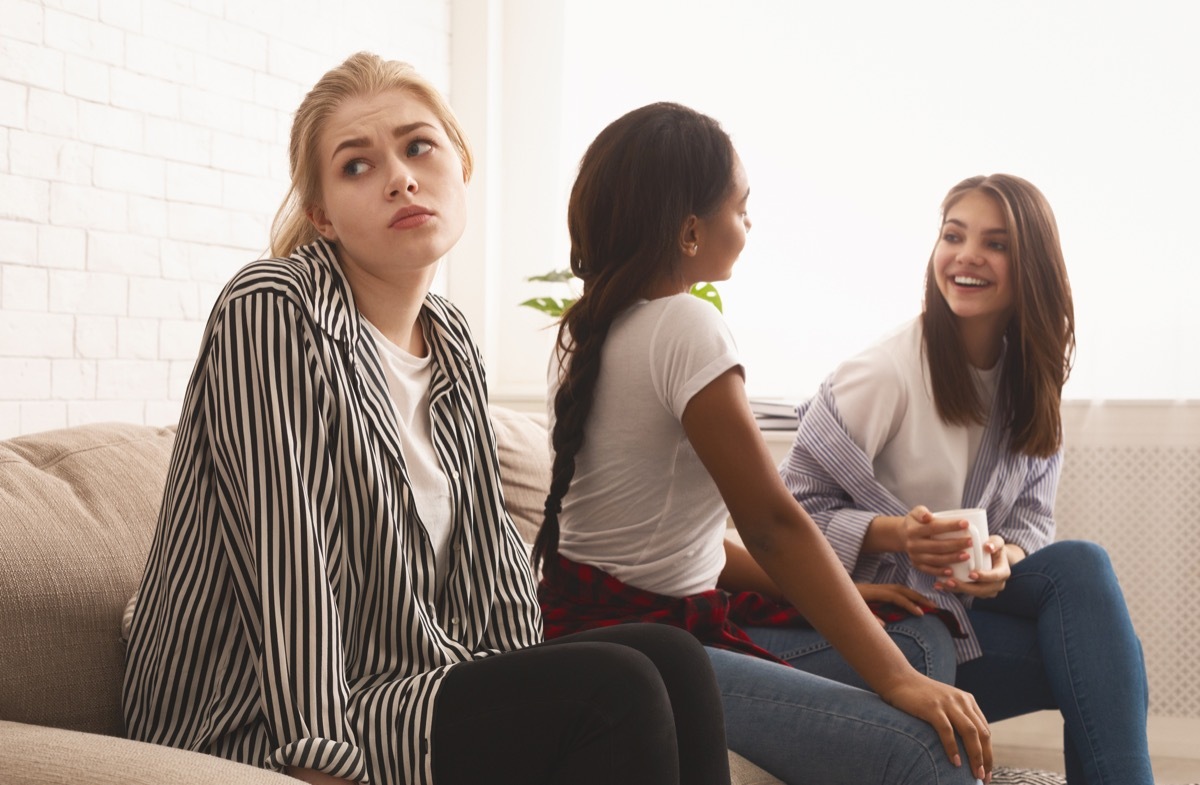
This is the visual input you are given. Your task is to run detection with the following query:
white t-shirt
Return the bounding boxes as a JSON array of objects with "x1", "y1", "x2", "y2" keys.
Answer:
[
  {"x1": 363, "y1": 319, "x2": 454, "y2": 598},
  {"x1": 550, "y1": 294, "x2": 742, "y2": 597},
  {"x1": 830, "y1": 318, "x2": 1001, "y2": 513}
]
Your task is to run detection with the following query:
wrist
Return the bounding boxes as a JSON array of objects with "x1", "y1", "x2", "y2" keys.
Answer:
[{"x1": 865, "y1": 515, "x2": 904, "y2": 554}]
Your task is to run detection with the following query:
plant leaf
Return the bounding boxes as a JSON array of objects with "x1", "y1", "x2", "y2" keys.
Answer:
[
  {"x1": 519, "y1": 297, "x2": 574, "y2": 318},
  {"x1": 689, "y1": 282, "x2": 723, "y2": 313},
  {"x1": 525, "y1": 269, "x2": 577, "y2": 283}
]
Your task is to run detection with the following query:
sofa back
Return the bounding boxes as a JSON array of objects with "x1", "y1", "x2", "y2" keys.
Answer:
[
  {"x1": 0, "y1": 423, "x2": 177, "y2": 737},
  {"x1": 0, "y1": 408, "x2": 553, "y2": 740}
]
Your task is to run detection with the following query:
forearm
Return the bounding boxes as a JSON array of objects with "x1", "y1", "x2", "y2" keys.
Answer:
[
  {"x1": 718, "y1": 537, "x2": 783, "y2": 599},
  {"x1": 739, "y1": 511, "x2": 919, "y2": 696}
]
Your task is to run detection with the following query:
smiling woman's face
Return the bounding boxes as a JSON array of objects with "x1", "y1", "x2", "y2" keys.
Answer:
[
  {"x1": 933, "y1": 188, "x2": 1014, "y2": 338},
  {"x1": 306, "y1": 88, "x2": 468, "y2": 287}
]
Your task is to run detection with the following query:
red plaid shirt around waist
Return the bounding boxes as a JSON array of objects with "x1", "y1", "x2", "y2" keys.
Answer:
[{"x1": 539, "y1": 555, "x2": 963, "y2": 666}]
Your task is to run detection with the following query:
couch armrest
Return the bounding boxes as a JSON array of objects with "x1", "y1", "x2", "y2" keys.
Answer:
[{"x1": 0, "y1": 720, "x2": 298, "y2": 785}]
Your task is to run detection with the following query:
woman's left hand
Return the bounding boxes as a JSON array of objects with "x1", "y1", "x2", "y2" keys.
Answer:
[
  {"x1": 935, "y1": 536, "x2": 1011, "y2": 598},
  {"x1": 856, "y1": 582, "x2": 937, "y2": 618}
]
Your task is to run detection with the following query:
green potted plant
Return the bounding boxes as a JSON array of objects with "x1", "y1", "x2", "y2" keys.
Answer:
[{"x1": 520, "y1": 269, "x2": 722, "y2": 317}]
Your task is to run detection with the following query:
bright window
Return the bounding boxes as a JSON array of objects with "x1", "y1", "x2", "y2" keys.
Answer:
[{"x1": 548, "y1": 1, "x2": 1200, "y2": 401}]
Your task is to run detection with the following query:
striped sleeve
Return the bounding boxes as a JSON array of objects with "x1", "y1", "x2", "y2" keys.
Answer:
[
  {"x1": 205, "y1": 289, "x2": 367, "y2": 780},
  {"x1": 431, "y1": 298, "x2": 542, "y2": 653},
  {"x1": 781, "y1": 380, "x2": 911, "y2": 582},
  {"x1": 998, "y1": 450, "x2": 1061, "y2": 557}
]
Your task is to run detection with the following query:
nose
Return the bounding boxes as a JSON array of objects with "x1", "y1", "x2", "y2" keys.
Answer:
[
  {"x1": 956, "y1": 243, "x2": 984, "y2": 264},
  {"x1": 386, "y1": 159, "x2": 418, "y2": 197}
]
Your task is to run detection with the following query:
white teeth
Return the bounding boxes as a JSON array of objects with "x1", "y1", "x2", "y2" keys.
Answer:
[{"x1": 954, "y1": 276, "x2": 989, "y2": 287}]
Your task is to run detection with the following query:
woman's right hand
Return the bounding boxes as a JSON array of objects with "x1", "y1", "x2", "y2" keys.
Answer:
[
  {"x1": 879, "y1": 673, "x2": 993, "y2": 781},
  {"x1": 898, "y1": 505, "x2": 974, "y2": 579}
]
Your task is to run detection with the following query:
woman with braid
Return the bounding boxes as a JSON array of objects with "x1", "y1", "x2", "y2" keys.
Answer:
[{"x1": 534, "y1": 102, "x2": 992, "y2": 785}]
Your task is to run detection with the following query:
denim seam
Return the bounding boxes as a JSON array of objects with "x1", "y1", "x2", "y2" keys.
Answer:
[{"x1": 720, "y1": 690, "x2": 960, "y2": 784}]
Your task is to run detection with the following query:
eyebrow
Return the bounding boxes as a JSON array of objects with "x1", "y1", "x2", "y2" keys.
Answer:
[
  {"x1": 944, "y1": 218, "x2": 1007, "y2": 234},
  {"x1": 329, "y1": 121, "x2": 437, "y2": 161}
]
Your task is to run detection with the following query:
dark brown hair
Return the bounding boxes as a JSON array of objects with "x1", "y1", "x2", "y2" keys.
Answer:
[
  {"x1": 531, "y1": 102, "x2": 735, "y2": 575},
  {"x1": 922, "y1": 174, "x2": 1075, "y2": 457}
]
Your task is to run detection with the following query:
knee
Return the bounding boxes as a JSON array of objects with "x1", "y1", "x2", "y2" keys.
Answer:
[
  {"x1": 1036, "y1": 540, "x2": 1116, "y2": 587},
  {"x1": 571, "y1": 643, "x2": 676, "y2": 725},
  {"x1": 595, "y1": 624, "x2": 713, "y2": 680}
]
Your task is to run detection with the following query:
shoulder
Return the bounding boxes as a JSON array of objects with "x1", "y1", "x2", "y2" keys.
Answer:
[
  {"x1": 832, "y1": 319, "x2": 921, "y2": 391},
  {"x1": 210, "y1": 240, "x2": 354, "y2": 339},
  {"x1": 659, "y1": 292, "x2": 727, "y2": 324},
  {"x1": 647, "y1": 294, "x2": 733, "y2": 343},
  {"x1": 219, "y1": 242, "x2": 337, "y2": 312}
]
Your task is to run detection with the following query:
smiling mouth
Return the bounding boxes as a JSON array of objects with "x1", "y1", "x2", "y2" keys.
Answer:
[{"x1": 953, "y1": 275, "x2": 990, "y2": 288}]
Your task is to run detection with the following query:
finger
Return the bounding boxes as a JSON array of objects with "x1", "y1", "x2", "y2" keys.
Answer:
[
  {"x1": 931, "y1": 713, "x2": 962, "y2": 767},
  {"x1": 895, "y1": 598, "x2": 926, "y2": 615},
  {"x1": 911, "y1": 536, "x2": 973, "y2": 558},
  {"x1": 952, "y1": 706, "x2": 987, "y2": 778},
  {"x1": 895, "y1": 585, "x2": 937, "y2": 606}
]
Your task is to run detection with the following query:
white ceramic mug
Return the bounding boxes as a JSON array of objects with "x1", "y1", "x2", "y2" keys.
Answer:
[{"x1": 931, "y1": 508, "x2": 988, "y2": 583}]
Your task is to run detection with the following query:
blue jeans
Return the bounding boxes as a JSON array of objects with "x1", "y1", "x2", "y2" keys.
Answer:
[
  {"x1": 706, "y1": 614, "x2": 980, "y2": 785},
  {"x1": 745, "y1": 613, "x2": 958, "y2": 688},
  {"x1": 956, "y1": 540, "x2": 1152, "y2": 785}
]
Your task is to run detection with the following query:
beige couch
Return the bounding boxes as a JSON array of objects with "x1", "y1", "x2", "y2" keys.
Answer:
[{"x1": 0, "y1": 408, "x2": 781, "y2": 785}]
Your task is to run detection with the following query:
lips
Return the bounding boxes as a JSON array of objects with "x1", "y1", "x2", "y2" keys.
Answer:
[
  {"x1": 389, "y1": 206, "x2": 434, "y2": 229},
  {"x1": 952, "y1": 275, "x2": 990, "y2": 288}
]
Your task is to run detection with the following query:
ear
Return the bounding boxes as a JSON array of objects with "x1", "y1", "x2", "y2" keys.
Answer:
[
  {"x1": 678, "y1": 215, "x2": 701, "y2": 257},
  {"x1": 306, "y1": 204, "x2": 338, "y2": 242}
]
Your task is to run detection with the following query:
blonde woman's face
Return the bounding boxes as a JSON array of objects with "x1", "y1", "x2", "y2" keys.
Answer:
[{"x1": 306, "y1": 88, "x2": 468, "y2": 286}]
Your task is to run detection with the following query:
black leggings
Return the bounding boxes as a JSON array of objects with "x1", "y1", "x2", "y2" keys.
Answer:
[{"x1": 431, "y1": 623, "x2": 730, "y2": 785}]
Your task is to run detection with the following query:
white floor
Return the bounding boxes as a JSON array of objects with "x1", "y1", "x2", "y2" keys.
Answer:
[
  {"x1": 996, "y1": 744, "x2": 1200, "y2": 784},
  {"x1": 993, "y1": 711, "x2": 1200, "y2": 784}
]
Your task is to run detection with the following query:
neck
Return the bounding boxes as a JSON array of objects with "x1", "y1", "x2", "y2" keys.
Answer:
[
  {"x1": 958, "y1": 315, "x2": 1008, "y2": 369},
  {"x1": 342, "y1": 265, "x2": 436, "y2": 357}
]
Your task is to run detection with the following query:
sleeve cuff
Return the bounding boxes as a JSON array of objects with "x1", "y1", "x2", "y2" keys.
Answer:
[
  {"x1": 819, "y1": 508, "x2": 884, "y2": 581},
  {"x1": 269, "y1": 737, "x2": 368, "y2": 783}
]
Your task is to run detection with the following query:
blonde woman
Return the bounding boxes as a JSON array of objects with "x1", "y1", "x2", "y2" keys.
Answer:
[{"x1": 123, "y1": 53, "x2": 729, "y2": 785}]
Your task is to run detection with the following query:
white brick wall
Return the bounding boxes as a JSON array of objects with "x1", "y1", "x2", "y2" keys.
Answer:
[{"x1": 0, "y1": 0, "x2": 452, "y2": 438}]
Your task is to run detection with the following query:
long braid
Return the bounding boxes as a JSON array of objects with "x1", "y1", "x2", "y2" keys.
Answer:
[
  {"x1": 531, "y1": 102, "x2": 735, "y2": 576},
  {"x1": 532, "y1": 297, "x2": 610, "y2": 576}
]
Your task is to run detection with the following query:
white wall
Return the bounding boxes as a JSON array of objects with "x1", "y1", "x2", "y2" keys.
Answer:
[
  {"x1": 475, "y1": 0, "x2": 1200, "y2": 405},
  {"x1": 0, "y1": 0, "x2": 453, "y2": 438}
]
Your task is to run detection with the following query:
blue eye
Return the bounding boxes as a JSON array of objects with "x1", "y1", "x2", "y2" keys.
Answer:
[
  {"x1": 406, "y1": 139, "x2": 433, "y2": 157},
  {"x1": 989, "y1": 241, "x2": 1008, "y2": 251},
  {"x1": 342, "y1": 159, "x2": 369, "y2": 176}
]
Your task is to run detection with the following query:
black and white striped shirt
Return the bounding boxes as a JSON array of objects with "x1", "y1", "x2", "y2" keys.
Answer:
[{"x1": 123, "y1": 240, "x2": 542, "y2": 785}]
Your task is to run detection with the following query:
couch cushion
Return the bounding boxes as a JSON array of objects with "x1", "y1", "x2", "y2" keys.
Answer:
[
  {"x1": 489, "y1": 405, "x2": 551, "y2": 545},
  {"x1": 0, "y1": 423, "x2": 176, "y2": 737}
]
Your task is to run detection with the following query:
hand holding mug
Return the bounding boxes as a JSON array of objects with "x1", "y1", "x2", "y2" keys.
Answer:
[
  {"x1": 898, "y1": 505, "x2": 981, "y2": 578},
  {"x1": 937, "y1": 535, "x2": 1012, "y2": 598}
]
